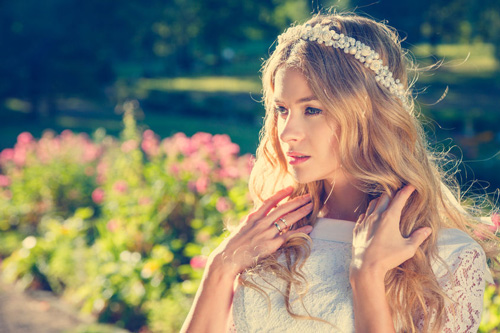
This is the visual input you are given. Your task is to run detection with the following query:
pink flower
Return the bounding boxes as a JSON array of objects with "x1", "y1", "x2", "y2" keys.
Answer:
[
  {"x1": 96, "y1": 161, "x2": 108, "y2": 184},
  {"x1": 106, "y1": 219, "x2": 120, "y2": 232},
  {"x1": 17, "y1": 132, "x2": 34, "y2": 145},
  {"x1": 226, "y1": 143, "x2": 240, "y2": 155},
  {"x1": 474, "y1": 223, "x2": 498, "y2": 240},
  {"x1": 196, "y1": 231, "x2": 211, "y2": 243},
  {"x1": 143, "y1": 129, "x2": 156, "y2": 140},
  {"x1": 216, "y1": 197, "x2": 231, "y2": 213},
  {"x1": 141, "y1": 131, "x2": 160, "y2": 157},
  {"x1": 213, "y1": 134, "x2": 231, "y2": 146},
  {"x1": 92, "y1": 188, "x2": 105, "y2": 204},
  {"x1": 474, "y1": 230, "x2": 483, "y2": 240},
  {"x1": 492, "y1": 213, "x2": 500, "y2": 228},
  {"x1": 195, "y1": 160, "x2": 210, "y2": 176},
  {"x1": 113, "y1": 180, "x2": 128, "y2": 194},
  {"x1": 190, "y1": 256, "x2": 207, "y2": 269},
  {"x1": 139, "y1": 197, "x2": 152, "y2": 206},
  {"x1": 175, "y1": 133, "x2": 196, "y2": 156},
  {"x1": 195, "y1": 177, "x2": 209, "y2": 194},
  {"x1": 169, "y1": 164, "x2": 180, "y2": 176},
  {"x1": 0, "y1": 175, "x2": 10, "y2": 187},
  {"x1": 0, "y1": 148, "x2": 15, "y2": 162},
  {"x1": 219, "y1": 166, "x2": 239, "y2": 179},
  {"x1": 61, "y1": 129, "x2": 74, "y2": 140},
  {"x1": 192, "y1": 132, "x2": 212, "y2": 146},
  {"x1": 121, "y1": 140, "x2": 138, "y2": 153},
  {"x1": 12, "y1": 147, "x2": 27, "y2": 167},
  {"x1": 82, "y1": 142, "x2": 100, "y2": 163}
]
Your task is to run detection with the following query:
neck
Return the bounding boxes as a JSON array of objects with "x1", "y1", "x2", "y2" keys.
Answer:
[{"x1": 320, "y1": 176, "x2": 368, "y2": 222}]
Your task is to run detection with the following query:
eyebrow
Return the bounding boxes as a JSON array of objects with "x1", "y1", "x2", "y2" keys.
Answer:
[{"x1": 274, "y1": 96, "x2": 319, "y2": 104}]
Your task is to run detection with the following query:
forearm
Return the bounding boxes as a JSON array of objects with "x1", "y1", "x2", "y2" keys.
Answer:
[
  {"x1": 350, "y1": 269, "x2": 395, "y2": 333},
  {"x1": 181, "y1": 258, "x2": 237, "y2": 333}
]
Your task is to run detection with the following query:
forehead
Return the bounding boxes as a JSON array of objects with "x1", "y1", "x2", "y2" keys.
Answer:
[{"x1": 273, "y1": 67, "x2": 314, "y2": 101}]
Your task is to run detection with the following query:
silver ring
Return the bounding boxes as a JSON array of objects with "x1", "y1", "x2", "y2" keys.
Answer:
[
  {"x1": 279, "y1": 218, "x2": 288, "y2": 228},
  {"x1": 274, "y1": 222, "x2": 282, "y2": 233}
]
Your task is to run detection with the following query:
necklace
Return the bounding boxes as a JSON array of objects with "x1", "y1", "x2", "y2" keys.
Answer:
[{"x1": 320, "y1": 182, "x2": 369, "y2": 221}]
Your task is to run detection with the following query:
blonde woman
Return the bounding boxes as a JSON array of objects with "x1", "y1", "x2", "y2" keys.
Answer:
[{"x1": 182, "y1": 12, "x2": 499, "y2": 332}]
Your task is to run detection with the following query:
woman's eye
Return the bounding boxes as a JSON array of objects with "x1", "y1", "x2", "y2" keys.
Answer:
[
  {"x1": 274, "y1": 106, "x2": 288, "y2": 115},
  {"x1": 306, "y1": 107, "x2": 322, "y2": 115}
]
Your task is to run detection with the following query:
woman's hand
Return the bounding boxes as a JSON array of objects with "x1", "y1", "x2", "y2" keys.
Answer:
[
  {"x1": 181, "y1": 186, "x2": 311, "y2": 333},
  {"x1": 350, "y1": 185, "x2": 432, "y2": 279},
  {"x1": 209, "y1": 186, "x2": 313, "y2": 277}
]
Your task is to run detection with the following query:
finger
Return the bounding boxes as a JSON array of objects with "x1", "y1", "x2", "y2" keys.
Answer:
[
  {"x1": 268, "y1": 202, "x2": 313, "y2": 233},
  {"x1": 365, "y1": 198, "x2": 379, "y2": 215},
  {"x1": 252, "y1": 186, "x2": 294, "y2": 220},
  {"x1": 266, "y1": 196, "x2": 312, "y2": 224},
  {"x1": 407, "y1": 227, "x2": 432, "y2": 249},
  {"x1": 373, "y1": 194, "x2": 390, "y2": 213},
  {"x1": 386, "y1": 185, "x2": 416, "y2": 217},
  {"x1": 281, "y1": 225, "x2": 314, "y2": 241},
  {"x1": 277, "y1": 218, "x2": 289, "y2": 231},
  {"x1": 356, "y1": 213, "x2": 365, "y2": 224}
]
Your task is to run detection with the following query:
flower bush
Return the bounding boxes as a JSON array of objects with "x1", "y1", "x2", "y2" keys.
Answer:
[{"x1": 0, "y1": 101, "x2": 253, "y2": 332}]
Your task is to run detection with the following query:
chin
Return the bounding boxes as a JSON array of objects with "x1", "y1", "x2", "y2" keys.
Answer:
[{"x1": 290, "y1": 172, "x2": 318, "y2": 185}]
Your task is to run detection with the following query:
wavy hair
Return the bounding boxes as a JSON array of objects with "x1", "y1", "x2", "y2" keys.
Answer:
[{"x1": 242, "y1": 12, "x2": 500, "y2": 332}]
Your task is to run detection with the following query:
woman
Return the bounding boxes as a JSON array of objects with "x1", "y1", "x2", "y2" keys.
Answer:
[{"x1": 182, "y1": 12, "x2": 499, "y2": 332}]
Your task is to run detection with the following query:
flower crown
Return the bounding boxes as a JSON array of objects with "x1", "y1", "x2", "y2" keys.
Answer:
[{"x1": 278, "y1": 23, "x2": 407, "y2": 108}]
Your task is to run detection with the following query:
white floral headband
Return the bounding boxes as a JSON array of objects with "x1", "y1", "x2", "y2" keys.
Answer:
[{"x1": 278, "y1": 23, "x2": 408, "y2": 108}]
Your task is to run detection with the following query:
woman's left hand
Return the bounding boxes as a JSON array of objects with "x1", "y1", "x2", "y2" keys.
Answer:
[{"x1": 350, "y1": 185, "x2": 432, "y2": 279}]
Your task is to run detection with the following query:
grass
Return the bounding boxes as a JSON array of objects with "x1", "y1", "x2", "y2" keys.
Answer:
[
  {"x1": 135, "y1": 76, "x2": 261, "y2": 96},
  {"x1": 411, "y1": 42, "x2": 498, "y2": 74}
]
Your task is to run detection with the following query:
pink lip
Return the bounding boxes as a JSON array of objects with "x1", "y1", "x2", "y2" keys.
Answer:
[
  {"x1": 286, "y1": 151, "x2": 309, "y2": 157},
  {"x1": 289, "y1": 156, "x2": 310, "y2": 165},
  {"x1": 287, "y1": 152, "x2": 310, "y2": 165}
]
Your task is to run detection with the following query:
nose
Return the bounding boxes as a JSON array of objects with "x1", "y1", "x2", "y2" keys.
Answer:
[{"x1": 278, "y1": 112, "x2": 305, "y2": 143}]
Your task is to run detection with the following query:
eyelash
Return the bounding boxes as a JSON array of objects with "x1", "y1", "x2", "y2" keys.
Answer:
[{"x1": 274, "y1": 106, "x2": 323, "y2": 116}]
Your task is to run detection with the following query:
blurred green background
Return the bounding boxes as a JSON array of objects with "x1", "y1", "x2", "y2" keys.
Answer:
[{"x1": 1, "y1": 0, "x2": 500, "y2": 332}]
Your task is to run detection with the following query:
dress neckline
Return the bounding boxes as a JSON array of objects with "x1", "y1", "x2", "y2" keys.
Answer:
[{"x1": 309, "y1": 217, "x2": 356, "y2": 243}]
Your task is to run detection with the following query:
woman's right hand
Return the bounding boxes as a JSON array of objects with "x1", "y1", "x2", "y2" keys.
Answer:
[{"x1": 208, "y1": 186, "x2": 314, "y2": 277}]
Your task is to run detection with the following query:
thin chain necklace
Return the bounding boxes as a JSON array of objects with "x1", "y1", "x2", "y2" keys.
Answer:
[{"x1": 321, "y1": 181, "x2": 369, "y2": 221}]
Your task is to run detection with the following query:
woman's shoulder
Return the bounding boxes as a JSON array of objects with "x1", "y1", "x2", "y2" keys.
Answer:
[
  {"x1": 434, "y1": 227, "x2": 494, "y2": 283},
  {"x1": 436, "y1": 227, "x2": 478, "y2": 248}
]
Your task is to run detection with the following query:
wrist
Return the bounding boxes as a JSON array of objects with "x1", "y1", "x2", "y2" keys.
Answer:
[
  {"x1": 206, "y1": 253, "x2": 241, "y2": 280},
  {"x1": 349, "y1": 264, "x2": 387, "y2": 284}
]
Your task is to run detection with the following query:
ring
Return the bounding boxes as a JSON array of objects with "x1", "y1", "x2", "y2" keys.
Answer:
[
  {"x1": 279, "y1": 218, "x2": 288, "y2": 228},
  {"x1": 274, "y1": 222, "x2": 283, "y2": 233}
]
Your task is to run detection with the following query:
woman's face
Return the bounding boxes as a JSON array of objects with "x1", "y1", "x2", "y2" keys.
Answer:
[{"x1": 274, "y1": 67, "x2": 343, "y2": 184}]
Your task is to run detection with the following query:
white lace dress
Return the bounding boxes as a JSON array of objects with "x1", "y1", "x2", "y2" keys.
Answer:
[{"x1": 231, "y1": 218, "x2": 494, "y2": 333}]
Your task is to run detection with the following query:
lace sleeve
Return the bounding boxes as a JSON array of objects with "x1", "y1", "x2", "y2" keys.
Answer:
[{"x1": 434, "y1": 246, "x2": 487, "y2": 332}]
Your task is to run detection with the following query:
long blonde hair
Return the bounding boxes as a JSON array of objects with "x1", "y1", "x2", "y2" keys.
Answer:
[{"x1": 243, "y1": 12, "x2": 500, "y2": 332}]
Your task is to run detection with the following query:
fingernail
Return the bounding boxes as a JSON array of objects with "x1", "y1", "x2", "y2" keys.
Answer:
[{"x1": 304, "y1": 225, "x2": 313, "y2": 233}]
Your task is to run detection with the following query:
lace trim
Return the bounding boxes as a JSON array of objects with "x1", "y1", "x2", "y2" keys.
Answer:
[{"x1": 417, "y1": 246, "x2": 487, "y2": 332}]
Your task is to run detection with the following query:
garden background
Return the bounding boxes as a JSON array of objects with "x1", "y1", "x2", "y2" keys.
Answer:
[{"x1": 1, "y1": 0, "x2": 500, "y2": 332}]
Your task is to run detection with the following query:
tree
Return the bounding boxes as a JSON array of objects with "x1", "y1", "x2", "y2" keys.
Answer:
[{"x1": 0, "y1": 0, "x2": 162, "y2": 118}]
